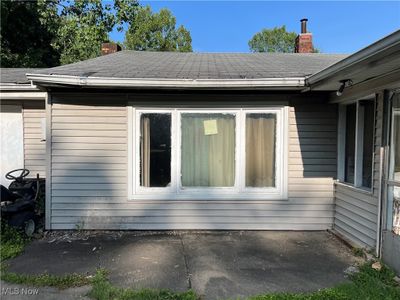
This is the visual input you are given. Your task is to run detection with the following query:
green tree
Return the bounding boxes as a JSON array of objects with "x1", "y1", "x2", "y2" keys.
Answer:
[
  {"x1": 124, "y1": 6, "x2": 192, "y2": 52},
  {"x1": 248, "y1": 26, "x2": 298, "y2": 53},
  {"x1": 54, "y1": 0, "x2": 139, "y2": 65},
  {"x1": 1, "y1": 1, "x2": 193, "y2": 67},
  {"x1": 0, "y1": 0, "x2": 60, "y2": 67}
]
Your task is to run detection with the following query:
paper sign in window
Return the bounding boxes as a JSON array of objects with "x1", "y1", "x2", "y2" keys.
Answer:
[{"x1": 204, "y1": 119, "x2": 218, "y2": 135}]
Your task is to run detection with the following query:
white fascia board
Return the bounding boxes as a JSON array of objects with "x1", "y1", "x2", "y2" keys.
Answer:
[
  {"x1": 0, "y1": 91, "x2": 46, "y2": 100},
  {"x1": 307, "y1": 30, "x2": 400, "y2": 85},
  {"x1": 26, "y1": 73, "x2": 305, "y2": 89},
  {"x1": 0, "y1": 83, "x2": 41, "y2": 91}
]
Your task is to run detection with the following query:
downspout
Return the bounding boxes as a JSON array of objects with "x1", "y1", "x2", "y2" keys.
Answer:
[{"x1": 376, "y1": 146, "x2": 384, "y2": 257}]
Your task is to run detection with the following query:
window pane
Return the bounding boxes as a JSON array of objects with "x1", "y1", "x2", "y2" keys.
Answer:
[
  {"x1": 345, "y1": 104, "x2": 356, "y2": 184},
  {"x1": 181, "y1": 113, "x2": 235, "y2": 187},
  {"x1": 140, "y1": 113, "x2": 171, "y2": 187},
  {"x1": 361, "y1": 100, "x2": 375, "y2": 188},
  {"x1": 246, "y1": 113, "x2": 276, "y2": 187}
]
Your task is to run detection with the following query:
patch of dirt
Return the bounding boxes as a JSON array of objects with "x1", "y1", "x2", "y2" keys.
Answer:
[
  {"x1": 37, "y1": 230, "x2": 244, "y2": 244},
  {"x1": 40, "y1": 230, "x2": 125, "y2": 243}
]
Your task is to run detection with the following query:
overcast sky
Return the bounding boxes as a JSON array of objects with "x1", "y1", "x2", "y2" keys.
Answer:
[{"x1": 109, "y1": 1, "x2": 400, "y2": 53}]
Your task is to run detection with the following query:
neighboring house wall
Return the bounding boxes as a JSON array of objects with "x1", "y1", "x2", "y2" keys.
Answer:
[
  {"x1": 48, "y1": 94, "x2": 337, "y2": 230},
  {"x1": 333, "y1": 93, "x2": 384, "y2": 249},
  {"x1": 1, "y1": 100, "x2": 46, "y2": 178}
]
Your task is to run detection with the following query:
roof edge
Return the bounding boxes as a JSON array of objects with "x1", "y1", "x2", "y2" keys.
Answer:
[
  {"x1": 26, "y1": 74, "x2": 306, "y2": 89},
  {"x1": 307, "y1": 30, "x2": 400, "y2": 85},
  {"x1": 0, "y1": 83, "x2": 41, "y2": 91}
]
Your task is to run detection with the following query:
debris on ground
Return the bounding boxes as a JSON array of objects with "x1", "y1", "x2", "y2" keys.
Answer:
[
  {"x1": 42, "y1": 230, "x2": 125, "y2": 243},
  {"x1": 393, "y1": 276, "x2": 400, "y2": 285},
  {"x1": 40, "y1": 230, "x2": 226, "y2": 243},
  {"x1": 344, "y1": 265, "x2": 359, "y2": 276},
  {"x1": 371, "y1": 261, "x2": 382, "y2": 271},
  {"x1": 364, "y1": 252, "x2": 375, "y2": 261}
]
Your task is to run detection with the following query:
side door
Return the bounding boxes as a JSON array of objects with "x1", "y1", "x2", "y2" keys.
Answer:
[{"x1": 0, "y1": 104, "x2": 24, "y2": 187}]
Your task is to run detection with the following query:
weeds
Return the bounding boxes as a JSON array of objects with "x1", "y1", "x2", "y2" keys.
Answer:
[
  {"x1": 1, "y1": 271, "x2": 93, "y2": 289},
  {"x1": 0, "y1": 222, "x2": 28, "y2": 261},
  {"x1": 89, "y1": 270, "x2": 199, "y2": 300}
]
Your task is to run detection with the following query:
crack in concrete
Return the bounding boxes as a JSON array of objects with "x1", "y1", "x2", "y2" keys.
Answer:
[{"x1": 179, "y1": 234, "x2": 192, "y2": 289}]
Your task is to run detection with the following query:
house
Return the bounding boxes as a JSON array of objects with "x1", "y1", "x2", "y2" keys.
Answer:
[
  {"x1": 0, "y1": 68, "x2": 46, "y2": 186},
  {"x1": 305, "y1": 31, "x2": 400, "y2": 273},
  {"x1": 1, "y1": 21, "x2": 399, "y2": 273}
]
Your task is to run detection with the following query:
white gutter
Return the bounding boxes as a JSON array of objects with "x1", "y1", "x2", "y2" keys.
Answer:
[
  {"x1": 0, "y1": 91, "x2": 46, "y2": 100},
  {"x1": 26, "y1": 73, "x2": 305, "y2": 89},
  {"x1": 0, "y1": 83, "x2": 41, "y2": 91},
  {"x1": 307, "y1": 30, "x2": 400, "y2": 85}
]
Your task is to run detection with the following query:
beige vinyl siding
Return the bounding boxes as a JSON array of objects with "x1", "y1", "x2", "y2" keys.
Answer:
[
  {"x1": 333, "y1": 94, "x2": 383, "y2": 249},
  {"x1": 49, "y1": 99, "x2": 336, "y2": 230},
  {"x1": 334, "y1": 185, "x2": 378, "y2": 247},
  {"x1": 23, "y1": 101, "x2": 46, "y2": 178}
]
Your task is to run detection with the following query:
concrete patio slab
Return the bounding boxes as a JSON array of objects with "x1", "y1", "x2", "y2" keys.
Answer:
[{"x1": 4, "y1": 231, "x2": 360, "y2": 300}]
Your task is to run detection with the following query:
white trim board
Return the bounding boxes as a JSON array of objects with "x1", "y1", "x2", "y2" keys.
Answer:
[{"x1": 0, "y1": 92, "x2": 46, "y2": 100}]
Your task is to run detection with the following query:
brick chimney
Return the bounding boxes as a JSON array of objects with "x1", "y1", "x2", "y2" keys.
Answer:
[
  {"x1": 295, "y1": 19, "x2": 313, "y2": 53},
  {"x1": 101, "y1": 42, "x2": 122, "y2": 55}
]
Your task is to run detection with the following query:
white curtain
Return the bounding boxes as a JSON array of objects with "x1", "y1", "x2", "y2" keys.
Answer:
[
  {"x1": 245, "y1": 114, "x2": 276, "y2": 187},
  {"x1": 181, "y1": 114, "x2": 235, "y2": 187}
]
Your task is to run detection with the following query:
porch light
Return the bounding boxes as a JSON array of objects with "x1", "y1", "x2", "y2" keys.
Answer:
[{"x1": 336, "y1": 79, "x2": 353, "y2": 96}]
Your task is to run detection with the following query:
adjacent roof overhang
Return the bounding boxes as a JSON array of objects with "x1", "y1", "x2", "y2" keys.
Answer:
[
  {"x1": 0, "y1": 82, "x2": 46, "y2": 100},
  {"x1": 26, "y1": 73, "x2": 306, "y2": 90},
  {"x1": 0, "y1": 82, "x2": 41, "y2": 91},
  {"x1": 306, "y1": 30, "x2": 400, "y2": 91},
  {"x1": 0, "y1": 91, "x2": 47, "y2": 100}
]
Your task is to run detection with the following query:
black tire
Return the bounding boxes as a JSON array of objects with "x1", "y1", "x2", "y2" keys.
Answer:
[{"x1": 8, "y1": 211, "x2": 36, "y2": 237}]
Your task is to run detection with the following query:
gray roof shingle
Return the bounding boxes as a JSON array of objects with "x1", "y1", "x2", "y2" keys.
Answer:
[
  {"x1": 31, "y1": 51, "x2": 348, "y2": 80},
  {"x1": 1, "y1": 68, "x2": 43, "y2": 83}
]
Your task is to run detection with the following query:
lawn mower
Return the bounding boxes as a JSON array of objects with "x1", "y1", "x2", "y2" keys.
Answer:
[{"x1": 1, "y1": 168, "x2": 43, "y2": 236}]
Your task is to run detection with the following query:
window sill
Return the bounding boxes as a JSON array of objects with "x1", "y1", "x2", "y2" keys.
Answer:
[
  {"x1": 334, "y1": 181, "x2": 373, "y2": 196},
  {"x1": 128, "y1": 193, "x2": 288, "y2": 201}
]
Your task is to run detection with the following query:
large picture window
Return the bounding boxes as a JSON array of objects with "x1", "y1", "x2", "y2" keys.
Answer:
[
  {"x1": 339, "y1": 98, "x2": 375, "y2": 190},
  {"x1": 129, "y1": 108, "x2": 287, "y2": 200}
]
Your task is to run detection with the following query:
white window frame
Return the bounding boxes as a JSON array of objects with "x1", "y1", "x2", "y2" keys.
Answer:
[
  {"x1": 176, "y1": 109, "x2": 240, "y2": 194},
  {"x1": 133, "y1": 109, "x2": 176, "y2": 195},
  {"x1": 128, "y1": 106, "x2": 288, "y2": 200},
  {"x1": 387, "y1": 94, "x2": 400, "y2": 232},
  {"x1": 337, "y1": 97, "x2": 375, "y2": 191}
]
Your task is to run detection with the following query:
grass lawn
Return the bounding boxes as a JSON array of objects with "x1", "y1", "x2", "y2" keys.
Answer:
[
  {"x1": 0, "y1": 222, "x2": 28, "y2": 261},
  {"x1": 248, "y1": 262, "x2": 400, "y2": 300}
]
